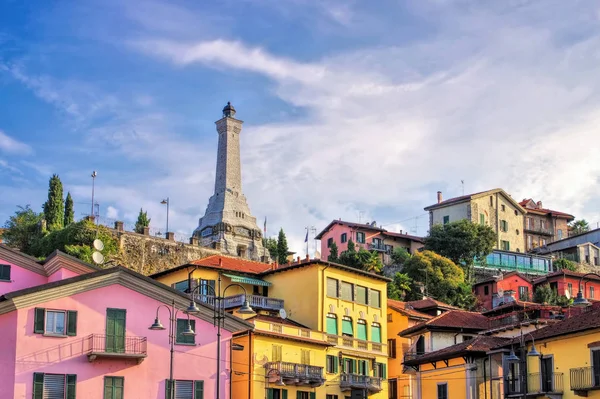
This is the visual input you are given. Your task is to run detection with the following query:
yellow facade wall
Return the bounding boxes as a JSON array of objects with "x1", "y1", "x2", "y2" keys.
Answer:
[
  {"x1": 471, "y1": 193, "x2": 524, "y2": 252},
  {"x1": 420, "y1": 358, "x2": 467, "y2": 399},
  {"x1": 387, "y1": 308, "x2": 412, "y2": 399}
]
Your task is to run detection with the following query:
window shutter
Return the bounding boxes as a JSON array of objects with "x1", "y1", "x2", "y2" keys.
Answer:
[
  {"x1": 382, "y1": 364, "x2": 387, "y2": 378},
  {"x1": 296, "y1": 392, "x2": 302, "y2": 399},
  {"x1": 194, "y1": 380, "x2": 204, "y2": 399},
  {"x1": 104, "y1": 377, "x2": 112, "y2": 399},
  {"x1": 208, "y1": 280, "x2": 216, "y2": 295},
  {"x1": 281, "y1": 389, "x2": 288, "y2": 399},
  {"x1": 333, "y1": 358, "x2": 338, "y2": 373},
  {"x1": 166, "y1": 379, "x2": 173, "y2": 399},
  {"x1": 189, "y1": 320, "x2": 196, "y2": 344},
  {"x1": 66, "y1": 374, "x2": 77, "y2": 399},
  {"x1": 34, "y1": 308, "x2": 45, "y2": 334},
  {"x1": 352, "y1": 359, "x2": 357, "y2": 373},
  {"x1": 67, "y1": 311, "x2": 78, "y2": 336},
  {"x1": 310, "y1": 393, "x2": 316, "y2": 399},
  {"x1": 267, "y1": 388, "x2": 274, "y2": 399},
  {"x1": 33, "y1": 373, "x2": 44, "y2": 399}
]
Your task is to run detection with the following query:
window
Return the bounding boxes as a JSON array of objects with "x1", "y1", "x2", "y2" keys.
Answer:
[
  {"x1": 357, "y1": 319, "x2": 367, "y2": 340},
  {"x1": 557, "y1": 229, "x2": 563, "y2": 240},
  {"x1": 568, "y1": 283, "x2": 573, "y2": 296},
  {"x1": 176, "y1": 319, "x2": 196, "y2": 345},
  {"x1": 374, "y1": 362, "x2": 387, "y2": 378},
  {"x1": 416, "y1": 336, "x2": 425, "y2": 355},
  {"x1": 591, "y1": 286, "x2": 595, "y2": 299},
  {"x1": 518, "y1": 286, "x2": 529, "y2": 301},
  {"x1": 34, "y1": 308, "x2": 77, "y2": 336},
  {"x1": 462, "y1": 335, "x2": 473, "y2": 342},
  {"x1": 389, "y1": 379, "x2": 398, "y2": 399},
  {"x1": 166, "y1": 380, "x2": 204, "y2": 399},
  {"x1": 387, "y1": 313, "x2": 393, "y2": 322},
  {"x1": 541, "y1": 239, "x2": 547, "y2": 247},
  {"x1": 480, "y1": 214, "x2": 485, "y2": 225},
  {"x1": 527, "y1": 235, "x2": 533, "y2": 249},
  {"x1": 198, "y1": 279, "x2": 216, "y2": 296},
  {"x1": 327, "y1": 278, "x2": 339, "y2": 297},
  {"x1": 326, "y1": 355, "x2": 338, "y2": 373},
  {"x1": 358, "y1": 360, "x2": 369, "y2": 375},
  {"x1": 500, "y1": 220, "x2": 508, "y2": 232},
  {"x1": 370, "y1": 289, "x2": 381, "y2": 308},
  {"x1": 343, "y1": 358, "x2": 354, "y2": 373},
  {"x1": 327, "y1": 237, "x2": 334, "y2": 248},
  {"x1": 595, "y1": 257, "x2": 599, "y2": 266},
  {"x1": 326, "y1": 395, "x2": 338, "y2": 399},
  {"x1": 484, "y1": 285, "x2": 489, "y2": 296},
  {"x1": 540, "y1": 220, "x2": 546, "y2": 229},
  {"x1": 173, "y1": 280, "x2": 189, "y2": 292},
  {"x1": 356, "y1": 232, "x2": 366, "y2": 244},
  {"x1": 296, "y1": 392, "x2": 310, "y2": 399},
  {"x1": 326, "y1": 314, "x2": 338, "y2": 335},
  {"x1": 266, "y1": 388, "x2": 287, "y2": 399},
  {"x1": 0, "y1": 264, "x2": 10, "y2": 281},
  {"x1": 33, "y1": 373, "x2": 76, "y2": 399},
  {"x1": 501, "y1": 240, "x2": 510, "y2": 251},
  {"x1": 341, "y1": 233, "x2": 347, "y2": 243},
  {"x1": 301, "y1": 349, "x2": 311, "y2": 365},
  {"x1": 342, "y1": 316, "x2": 353, "y2": 336},
  {"x1": 272, "y1": 345, "x2": 282, "y2": 362},
  {"x1": 104, "y1": 376, "x2": 124, "y2": 399},
  {"x1": 341, "y1": 282, "x2": 354, "y2": 301},
  {"x1": 388, "y1": 339, "x2": 397, "y2": 358},
  {"x1": 356, "y1": 286, "x2": 368, "y2": 305},
  {"x1": 501, "y1": 204, "x2": 506, "y2": 212},
  {"x1": 437, "y1": 383, "x2": 448, "y2": 399},
  {"x1": 443, "y1": 215, "x2": 449, "y2": 225},
  {"x1": 526, "y1": 218, "x2": 532, "y2": 229},
  {"x1": 371, "y1": 323, "x2": 381, "y2": 343},
  {"x1": 516, "y1": 229, "x2": 520, "y2": 235}
]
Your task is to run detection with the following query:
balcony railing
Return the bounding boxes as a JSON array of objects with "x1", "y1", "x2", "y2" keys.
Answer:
[
  {"x1": 195, "y1": 293, "x2": 284, "y2": 310},
  {"x1": 524, "y1": 224, "x2": 554, "y2": 236},
  {"x1": 86, "y1": 334, "x2": 147, "y2": 364},
  {"x1": 340, "y1": 373, "x2": 382, "y2": 392},
  {"x1": 403, "y1": 351, "x2": 426, "y2": 362},
  {"x1": 571, "y1": 367, "x2": 600, "y2": 392},
  {"x1": 326, "y1": 334, "x2": 386, "y2": 353},
  {"x1": 368, "y1": 242, "x2": 387, "y2": 252},
  {"x1": 505, "y1": 373, "x2": 563, "y2": 396},
  {"x1": 265, "y1": 361, "x2": 325, "y2": 387}
]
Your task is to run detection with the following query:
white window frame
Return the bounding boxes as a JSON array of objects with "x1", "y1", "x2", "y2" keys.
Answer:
[{"x1": 45, "y1": 310, "x2": 67, "y2": 335}]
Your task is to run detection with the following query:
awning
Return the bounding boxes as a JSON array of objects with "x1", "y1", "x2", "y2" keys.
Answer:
[{"x1": 222, "y1": 273, "x2": 271, "y2": 287}]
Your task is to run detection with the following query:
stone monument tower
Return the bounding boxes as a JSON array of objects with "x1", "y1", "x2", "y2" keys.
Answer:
[{"x1": 194, "y1": 102, "x2": 267, "y2": 261}]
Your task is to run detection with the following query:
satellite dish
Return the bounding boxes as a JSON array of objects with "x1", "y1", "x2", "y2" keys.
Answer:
[
  {"x1": 565, "y1": 289, "x2": 571, "y2": 299},
  {"x1": 93, "y1": 239, "x2": 104, "y2": 251},
  {"x1": 279, "y1": 309, "x2": 287, "y2": 319},
  {"x1": 315, "y1": 251, "x2": 321, "y2": 259},
  {"x1": 92, "y1": 251, "x2": 105, "y2": 265},
  {"x1": 497, "y1": 288, "x2": 504, "y2": 297}
]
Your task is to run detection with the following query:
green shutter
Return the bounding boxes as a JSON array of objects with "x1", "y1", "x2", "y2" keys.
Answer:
[
  {"x1": 383, "y1": 363, "x2": 387, "y2": 378},
  {"x1": 194, "y1": 380, "x2": 204, "y2": 399},
  {"x1": 114, "y1": 377, "x2": 124, "y2": 399},
  {"x1": 67, "y1": 311, "x2": 78, "y2": 336},
  {"x1": 33, "y1": 373, "x2": 44, "y2": 399},
  {"x1": 310, "y1": 393, "x2": 316, "y2": 399},
  {"x1": 357, "y1": 323, "x2": 367, "y2": 340},
  {"x1": 352, "y1": 359, "x2": 357, "y2": 373},
  {"x1": 342, "y1": 358, "x2": 347, "y2": 373},
  {"x1": 34, "y1": 308, "x2": 45, "y2": 334},
  {"x1": 166, "y1": 379, "x2": 173, "y2": 399},
  {"x1": 282, "y1": 389, "x2": 288, "y2": 399},
  {"x1": 333, "y1": 357, "x2": 338, "y2": 373},
  {"x1": 371, "y1": 326, "x2": 381, "y2": 343},
  {"x1": 326, "y1": 317, "x2": 337, "y2": 334},
  {"x1": 103, "y1": 377, "x2": 112, "y2": 399},
  {"x1": 296, "y1": 392, "x2": 302, "y2": 399},
  {"x1": 342, "y1": 319, "x2": 353, "y2": 335},
  {"x1": 66, "y1": 374, "x2": 77, "y2": 399},
  {"x1": 267, "y1": 388, "x2": 274, "y2": 399}
]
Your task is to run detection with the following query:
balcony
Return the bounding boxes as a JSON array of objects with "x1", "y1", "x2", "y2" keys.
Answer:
[
  {"x1": 86, "y1": 334, "x2": 147, "y2": 364},
  {"x1": 524, "y1": 224, "x2": 554, "y2": 237},
  {"x1": 570, "y1": 367, "x2": 600, "y2": 394},
  {"x1": 403, "y1": 351, "x2": 425, "y2": 362},
  {"x1": 195, "y1": 293, "x2": 284, "y2": 311},
  {"x1": 368, "y1": 242, "x2": 387, "y2": 252},
  {"x1": 340, "y1": 373, "x2": 382, "y2": 393},
  {"x1": 505, "y1": 373, "x2": 563, "y2": 397},
  {"x1": 264, "y1": 361, "x2": 325, "y2": 387},
  {"x1": 326, "y1": 334, "x2": 386, "y2": 354}
]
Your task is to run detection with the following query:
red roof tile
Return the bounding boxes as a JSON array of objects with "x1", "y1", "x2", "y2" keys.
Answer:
[
  {"x1": 405, "y1": 298, "x2": 461, "y2": 311},
  {"x1": 190, "y1": 255, "x2": 273, "y2": 274},
  {"x1": 404, "y1": 336, "x2": 510, "y2": 366},
  {"x1": 399, "y1": 310, "x2": 489, "y2": 337},
  {"x1": 533, "y1": 269, "x2": 600, "y2": 285},
  {"x1": 387, "y1": 299, "x2": 434, "y2": 320},
  {"x1": 518, "y1": 199, "x2": 574, "y2": 219},
  {"x1": 474, "y1": 271, "x2": 532, "y2": 286},
  {"x1": 383, "y1": 231, "x2": 424, "y2": 243}
]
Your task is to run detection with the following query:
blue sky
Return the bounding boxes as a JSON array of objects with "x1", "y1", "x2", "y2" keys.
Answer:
[{"x1": 1, "y1": 0, "x2": 599, "y2": 254}]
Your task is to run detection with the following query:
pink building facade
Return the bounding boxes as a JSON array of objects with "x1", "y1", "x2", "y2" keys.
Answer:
[
  {"x1": 315, "y1": 220, "x2": 424, "y2": 264},
  {"x1": 0, "y1": 245, "x2": 251, "y2": 399}
]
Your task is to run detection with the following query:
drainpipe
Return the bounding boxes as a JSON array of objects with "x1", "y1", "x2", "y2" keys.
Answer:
[
  {"x1": 483, "y1": 357, "x2": 488, "y2": 399},
  {"x1": 496, "y1": 193, "x2": 500, "y2": 248},
  {"x1": 489, "y1": 354, "x2": 493, "y2": 399},
  {"x1": 320, "y1": 264, "x2": 331, "y2": 332},
  {"x1": 229, "y1": 338, "x2": 233, "y2": 399}
]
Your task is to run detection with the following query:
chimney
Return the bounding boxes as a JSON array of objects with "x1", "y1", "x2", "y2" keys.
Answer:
[
  {"x1": 114, "y1": 221, "x2": 124, "y2": 232},
  {"x1": 305, "y1": 254, "x2": 310, "y2": 262},
  {"x1": 166, "y1": 232, "x2": 175, "y2": 241},
  {"x1": 142, "y1": 227, "x2": 150, "y2": 236},
  {"x1": 189, "y1": 236, "x2": 199, "y2": 245},
  {"x1": 537, "y1": 201, "x2": 543, "y2": 208},
  {"x1": 272, "y1": 260, "x2": 278, "y2": 270},
  {"x1": 297, "y1": 256, "x2": 301, "y2": 263},
  {"x1": 437, "y1": 191, "x2": 443, "y2": 204}
]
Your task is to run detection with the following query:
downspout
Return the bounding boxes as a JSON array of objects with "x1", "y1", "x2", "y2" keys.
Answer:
[
  {"x1": 249, "y1": 331, "x2": 253, "y2": 399},
  {"x1": 489, "y1": 354, "x2": 493, "y2": 399},
  {"x1": 229, "y1": 338, "x2": 233, "y2": 399},
  {"x1": 483, "y1": 357, "x2": 488, "y2": 399},
  {"x1": 320, "y1": 264, "x2": 331, "y2": 332},
  {"x1": 496, "y1": 193, "x2": 500, "y2": 248}
]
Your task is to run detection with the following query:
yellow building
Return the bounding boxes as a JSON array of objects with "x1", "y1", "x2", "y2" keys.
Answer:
[
  {"x1": 424, "y1": 188, "x2": 526, "y2": 253},
  {"x1": 151, "y1": 255, "x2": 390, "y2": 398}
]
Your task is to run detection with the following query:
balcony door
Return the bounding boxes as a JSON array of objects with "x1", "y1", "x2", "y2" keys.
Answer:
[
  {"x1": 593, "y1": 350, "x2": 600, "y2": 387},
  {"x1": 540, "y1": 357, "x2": 553, "y2": 392},
  {"x1": 106, "y1": 308, "x2": 126, "y2": 353}
]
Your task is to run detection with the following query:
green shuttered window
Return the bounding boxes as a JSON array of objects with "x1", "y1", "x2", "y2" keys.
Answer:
[
  {"x1": 326, "y1": 278, "x2": 338, "y2": 297},
  {"x1": 326, "y1": 314, "x2": 338, "y2": 335},
  {"x1": 356, "y1": 286, "x2": 367, "y2": 305},
  {"x1": 176, "y1": 319, "x2": 196, "y2": 344},
  {"x1": 166, "y1": 379, "x2": 204, "y2": 399},
  {"x1": 104, "y1": 376, "x2": 124, "y2": 399},
  {"x1": 341, "y1": 318, "x2": 353, "y2": 336},
  {"x1": 371, "y1": 323, "x2": 381, "y2": 343},
  {"x1": 33, "y1": 373, "x2": 76, "y2": 399},
  {"x1": 33, "y1": 308, "x2": 77, "y2": 336},
  {"x1": 357, "y1": 320, "x2": 367, "y2": 340}
]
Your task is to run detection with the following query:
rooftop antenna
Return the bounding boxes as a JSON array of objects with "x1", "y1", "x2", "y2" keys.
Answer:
[
  {"x1": 358, "y1": 211, "x2": 364, "y2": 224},
  {"x1": 90, "y1": 171, "x2": 97, "y2": 219},
  {"x1": 461, "y1": 180, "x2": 465, "y2": 195}
]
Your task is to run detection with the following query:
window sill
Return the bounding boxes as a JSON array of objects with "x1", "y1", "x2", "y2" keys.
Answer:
[
  {"x1": 43, "y1": 333, "x2": 69, "y2": 338},
  {"x1": 0, "y1": 279, "x2": 11, "y2": 283},
  {"x1": 175, "y1": 342, "x2": 196, "y2": 346}
]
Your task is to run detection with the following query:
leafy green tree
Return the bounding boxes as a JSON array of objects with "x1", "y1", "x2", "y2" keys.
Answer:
[
  {"x1": 424, "y1": 219, "x2": 496, "y2": 280},
  {"x1": 2, "y1": 205, "x2": 43, "y2": 253},
  {"x1": 42, "y1": 174, "x2": 64, "y2": 231},
  {"x1": 451, "y1": 282, "x2": 478, "y2": 310},
  {"x1": 387, "y1": 272, "x2": 412, "y2": 300},
  {"x1": 328, "y1": 241, "x2": 339, "y2": 262},
  {"x1": 134, "y1": 208, "x2": 151, "y2": 234},
  {"x1": 391, "y1": 247, "x2": 411, "y2": 265},
  {"x1": 533, "y1": 284, "x2": 555, "y2": 304},
  {"x1": 554, "y1": 258, "x2": 577, "y2": 272},
  {"x1": 363, "y1": 250, "x2": 383, "y2": 273},
  {"x1": 64, "y1": 192, "x2": 75, "y2": 226},
  {"x1": 569, "y1": 219, "x2": 590, "y2": 236},
  {"x1": 263, "y1": 237, "x2": 278, "y2": 261},
  {"x1": 277, "y1": 228, "x2": 289, "y2": 264},
  {"x1": 338, "y1": 239, "x2": 358, "y2": 267}
]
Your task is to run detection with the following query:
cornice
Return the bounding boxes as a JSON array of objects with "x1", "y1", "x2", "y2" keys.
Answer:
[{"x1": 0, "y1": 245, "x2": 45, "y2": 276}]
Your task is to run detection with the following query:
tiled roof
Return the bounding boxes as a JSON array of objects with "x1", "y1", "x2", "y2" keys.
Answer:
[
  {"x1": 252, "y1": 330, "x2": 334, "y2": 347},
  {"x1": 382, "y1": 231, "x2": 424, "y2": 243},
  {"x1": 482, "y1": 300, "x2": 559, "y2": 316},
  {"x1": 387, "y1": 299, "x2": 433, "y2": 320},
  {"x1": 251, "y1": 313, "x2": 309, "y2": 328},
  {"x1": 406, "y1": 298, "x2": 461, "y2": 311},
  {"x1": 424, "y1": 188, "x2": 526, "y2": 213},
  {"x1": 190, "y1": 255, "x2": 273, "y2": 274},
  {"x1": 399, "y1": 310, "x2": 489, "y2": 337},
  {"x1": 518, "y1": 199, "x2": 574, "y2": 219},
  {"x1": 533, "y1": 269, "x2": 600, "y2": 285},
  {"x1": 404, "y1": 336, "x2": 510, "y2": 366},
  {"x1": 261, "y1": 259, "x2": 392, "y2": 282},
  {"x1": 474, "y1": 271, "x2": 532, "y2": 286},
  {"x1": 315, "y1": 219, "x2": 386, "y2": 239}
]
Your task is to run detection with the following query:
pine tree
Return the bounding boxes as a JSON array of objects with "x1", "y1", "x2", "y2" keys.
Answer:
[
  {"x1": 328, "y1": 241, "x2": 339, "y2": 262},
  {"x1": 134, "y1": 208, "x2": 151, "y2": 233},
  {"x1": 43, "y1": 174, "x2": 64, "y2": 231},
  {"x1": 64, "y1": 192, "x2": 74, "y2": 226},
  {"x1": 277, "y1": 228, "x2": 289, "y2": 265}
]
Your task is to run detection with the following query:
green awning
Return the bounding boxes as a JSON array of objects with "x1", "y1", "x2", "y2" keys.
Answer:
[{"x1": 222, "y1": 273, "x2": 271, "y2": 287}]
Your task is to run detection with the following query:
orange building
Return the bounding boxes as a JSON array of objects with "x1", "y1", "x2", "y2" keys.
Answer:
[{"x1": 473, "y1": 271, "x2": 533, "y2": 311}]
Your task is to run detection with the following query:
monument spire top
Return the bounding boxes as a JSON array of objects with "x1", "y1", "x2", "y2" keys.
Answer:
[{"x1": 222, "y1": 101, "x2": 236, "y2": 118}]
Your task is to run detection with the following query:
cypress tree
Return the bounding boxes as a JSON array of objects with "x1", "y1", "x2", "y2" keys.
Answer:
[
  {"x1": 277, "y1": 228, "x2": 289, "y2": 265},
  {"x1": 134, "y1": 208, "x2": 151, "y2": 233},
  {"x1": 328, "y1": 241, "x2": 339, "y2": 262},
  {"x1": 64, "y1": 192, "x2": 75, "y2": 226},
  {"x1": 43, "y1": 174, "x2": 64, "y2": 231}
]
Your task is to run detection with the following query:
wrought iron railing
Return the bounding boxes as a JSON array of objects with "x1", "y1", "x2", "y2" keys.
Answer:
[
  {"x1": 86, "y1": 334, "x2": 147, "y2": 355},
  {"x1": 265, "y1": 361, "x2": 324, "y2": 382},
  {"x1": 369, "y1": 243, "x2": 387, "y2": 252},
  {"x1": 505, "y1": 373, "x2": 563, "y2": 395},
  {"x1": 524, "y1": 224, "x2": 554, "y2": 236},
  {"x1": 403, "y1": 351, "x2": 426, "y2": 361},
  {"x1": 340, "y1": 373, "x2": 382, "y2": 391},
  {"x1": 325, "y1": 334, "x2": 386, "y2": 353},
  {"x1": 571, "y1": 367, "x2": 600, "y2": 391},
  {"x1": 195, "y1": 293, "x2": 284, "y2": 310}
]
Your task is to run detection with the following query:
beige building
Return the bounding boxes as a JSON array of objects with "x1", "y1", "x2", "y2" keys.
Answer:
[{"x1": 424, "y1": 188, "x2": 526, "y2": 253}]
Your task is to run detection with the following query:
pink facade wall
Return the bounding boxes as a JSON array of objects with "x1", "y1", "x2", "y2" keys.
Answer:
[
  {"x1": 47, "y1": 267, "x2": 81, "y2": 283},
  {"x1": 2, "y1": 284, "x2": 232, "y2": 399},
  {"x1": 0, "y1": 260, "x2": 47, "y2": 296},
  {"x1": 320, "y1": 225, "x2": 369, "y2": 260}
]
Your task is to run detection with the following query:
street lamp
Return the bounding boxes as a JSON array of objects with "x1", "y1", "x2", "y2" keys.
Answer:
[
  {"x1": 161, "y1": 197, "x2": 170, "y2": 235},
  {"x1": 90, "y1": 171, "x2": 97, "y2": 219},
  {"x1": 506, "y1": 330, "x2": 541, "y2": 399},
  {"x1": 186, "y1": 272, "x2": 255, "y2": 399},
  {"x1": 149, "y1": 299, "x2": 196, "y2": 399},
  {"x1": 573, "y1": 272, "x2": 600, "y2": 307}
]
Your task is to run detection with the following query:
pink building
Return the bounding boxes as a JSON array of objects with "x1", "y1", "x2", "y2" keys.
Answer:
[
  {"x1": 315, "y1": 220, "x2": 424, "y2": 264},
  {"x1": 0, "y1": 244, "x2": 251, "y2": 399}
]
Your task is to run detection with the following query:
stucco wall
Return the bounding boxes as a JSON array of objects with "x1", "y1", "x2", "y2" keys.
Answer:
[
  {"x1": 472, "y1": 194, "x2": 524, "y2": 252},
  {"x1": 47, "y1": 267, "x2": 80, "y2": 283},
  {"x1": 430, "y1": 203, "x2": 470, "y2": 226},
  {"x1": 0, "y1": 260, "x2": 47, "y2": 297}
]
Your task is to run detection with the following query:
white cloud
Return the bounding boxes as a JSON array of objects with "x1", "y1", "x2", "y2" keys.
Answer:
[
  {"x1": 106, "y1": 206, "x2": 119, "y2": 219},
  {"x1": 0, "y1": 130, "x2": 32, "y2": 155}
]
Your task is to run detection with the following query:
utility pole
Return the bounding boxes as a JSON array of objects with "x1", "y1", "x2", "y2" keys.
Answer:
[{"x1": 90, "y1": 171, "x2": 97, "y2": 219}]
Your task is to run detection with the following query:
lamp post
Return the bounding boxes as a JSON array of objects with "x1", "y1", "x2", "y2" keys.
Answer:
[
  {"x1": 161, "y1": 197, "x2": 170, "y2": 235},
  {"x1": 90, "y1": 171, "x2": 97, "y2": 219},
  {"x1": 506, "y1": 330, "x2": 541, "y2": 399},
  {"x1": 573, "y1": 272, "x2": 600, "y2": 307},
  {"x1": 149, "y1": 299, "x2": 197, "y2": 399},
  {"x1": 185, "y1": 272, "x2": 255, "y2": 399}
]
